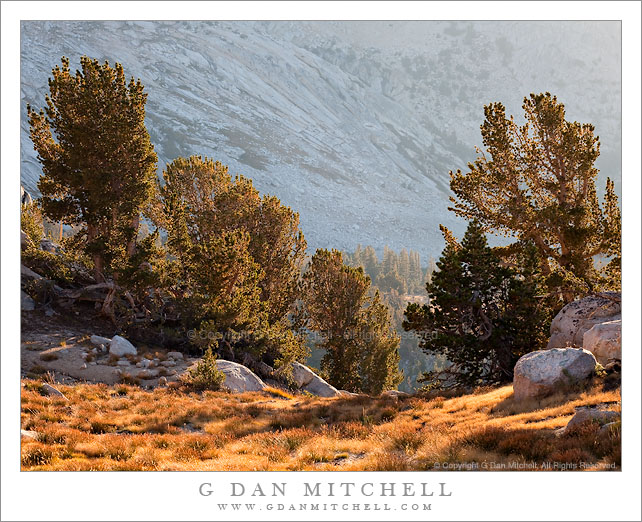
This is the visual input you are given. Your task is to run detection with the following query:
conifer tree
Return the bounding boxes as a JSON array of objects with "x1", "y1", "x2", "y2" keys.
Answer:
[
  {"x1": 155, "y1": 155, "x2": 307, "y2": 367},
  {"x1": 298, "y1": 249, "x2": 402, "y2": 393},
  {"x1": 399, "y1": 248, "x2": 411, "y2": 287},
  {"x1": 408, "y1": 250, "x2": 423, "y2": 293},
  {"x1": 353, "y1": 244, "x2": 363, "y2": 268},
  {"x1": 448, "y1": 93, "x2": 621, "y2": 300},
  {"x1": 362, "y1": 246, "x2": 380, "y2": 280},
  {"x1": 403, "y1": 221, "x2": 549, "y2": 389},
  {"x1": 28, "y1": 56, "x2": 158, "y2": 282}
]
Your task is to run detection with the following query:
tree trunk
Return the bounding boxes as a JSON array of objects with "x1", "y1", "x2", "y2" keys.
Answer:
[
  {"x1": 126, "y1": 214, "x2": 140, "y2": 258},
  {"x1": 86, "y1": 224, "x2": 105, "y2": 283}
]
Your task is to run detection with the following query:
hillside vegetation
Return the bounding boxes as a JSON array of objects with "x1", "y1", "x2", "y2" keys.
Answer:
[{"x1": 21, "y1": 380, "x2": 620, "y2": 471}]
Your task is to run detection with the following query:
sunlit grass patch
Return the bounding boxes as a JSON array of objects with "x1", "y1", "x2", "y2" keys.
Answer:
[{"x1": 20, "y1": 379, "x2": 620, "y2": 471}]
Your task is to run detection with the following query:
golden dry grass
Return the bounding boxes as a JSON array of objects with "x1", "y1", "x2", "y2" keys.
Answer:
[{"x1": 20, "y1": 379, "x2": 620, "y2": 471}]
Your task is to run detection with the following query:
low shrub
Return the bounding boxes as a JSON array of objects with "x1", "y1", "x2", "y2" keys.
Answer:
[{"x1": 182, "y1": 349, "x2": 226, "y2": 391}]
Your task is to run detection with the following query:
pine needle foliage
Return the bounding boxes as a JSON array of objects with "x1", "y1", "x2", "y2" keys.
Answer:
[
  {"x1": 403, "y1": 221, "x2": 550, "y2": 389},
  {"x1": 298, "y1": 249, "x2": 403, "y2": 394},
  {"x1": 28, "y1": 57, "x2": 158, "y2": 283},
  {"x1": 448, "y1": 93, "x2": 621, "y2": 301}
]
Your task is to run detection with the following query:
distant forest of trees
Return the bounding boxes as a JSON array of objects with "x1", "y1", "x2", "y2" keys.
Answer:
[
  {"x1": 341, "y1": 246, "x2": 445, "y2": 391},
  {"x1": 343, "y1": 245, "x2": 436, "y2": 296}
]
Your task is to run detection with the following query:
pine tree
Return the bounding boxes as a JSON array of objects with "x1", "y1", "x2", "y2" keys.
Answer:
[
  {"x1": 399, "y1": 248, "x2": 410, "y2": 289},
  {"x1": 403, "y1": 221, "x2": 549, "y2": 389},
  {"x1": 448, "y1": 92, "x2": 621, "y2": 301},
  {"x1": 362, "y1": 245, "x2": 380, "y2": 280},
  {"x1": 353, "y1": 244, "x2": 363, "y2": 268},
  {"x1": 408, "y1": 250, "x2": 423, "y2": 293},
  {"x1": 358, "y1": 290, "x2": 404, "y2": 394},
  {"x1": 298, "y1": 249, "x2": 402, "y2": 393},
  {"x1": 28, "y1": 56, "x2": 158, "y2": 283},
  {"x1": 155, "y1": 155, "x2": 307, "y2": 367}
]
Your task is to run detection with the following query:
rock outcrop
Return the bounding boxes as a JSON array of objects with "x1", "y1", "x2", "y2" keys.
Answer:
[
  {"x1": 582, "y1": 319, "x2": 621, "y2": 365},
  {"x1": 291, "y1": 362, "x2": 341, "y2": 397},
  {"x1": 108, "y1": 335, "x2": 138, "y2": 357},
  {"x1": 513, "y1": 348, "x2": 597, "y2": 401},
  {"x1": 215, "y1": 360, "x2": 266, "y2": 392},
  {"x1": 547, "y1": 292, "x2": 620, "y2": 349}
]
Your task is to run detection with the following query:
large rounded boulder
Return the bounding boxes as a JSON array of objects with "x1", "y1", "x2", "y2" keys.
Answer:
[
  {"x1": 291, "y1": 362, "x2": 341, "y2": 397},
  {"x1": 582, "y1": 319, "x2": 621, "y2": 365},
  {"x1": 513, "y1": 348, "x2": 597, "y2": 401},
  {"x1": 216, "y1": 360, "x2": 266, "y2": 392},
  {"x1": 108, "y1": 335, "x2": 138, "y2": 357},
  {"x1": 547, "y1": 292, "x2": 620, "y2": 349}
]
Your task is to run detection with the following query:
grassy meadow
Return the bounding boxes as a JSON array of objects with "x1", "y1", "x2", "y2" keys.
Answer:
[{"x1": 20, "y1": 380, "x2": 620, "y2": 471}]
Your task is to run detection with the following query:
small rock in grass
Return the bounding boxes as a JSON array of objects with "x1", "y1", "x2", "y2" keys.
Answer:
[
  {"x1": 564, "y1": 408, "x2": 620, "y2": 432},
  {"x1": 137, "y1": 369, "x2": 160, "y2": 380},
  {"x1": 42, "y1": 383, "x2": 67, "y2": 400},
  {"x1": 21, "y1": 429, "x2": 40, "y2": 440},
  {"x1": 381, "y1": 390, "x2": 410, "y2": 398}
]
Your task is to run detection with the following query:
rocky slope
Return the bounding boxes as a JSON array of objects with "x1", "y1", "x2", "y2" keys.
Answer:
[{"x1": 20, "y1": 21, "x2": 621, "y2": 259}]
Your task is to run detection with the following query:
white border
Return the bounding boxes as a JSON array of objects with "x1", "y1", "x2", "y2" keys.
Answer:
[{"x1": 2, "y1": 2, "x2": 640, "y2": 521}]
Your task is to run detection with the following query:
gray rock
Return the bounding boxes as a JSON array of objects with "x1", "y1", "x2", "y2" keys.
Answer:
[
  {"x1": 109, "y1": 335, "x2": 137, "y2": 357},
  {"x1": 167, "y1": 351, "x2": 184, "y2": 360},
  {"x1": 558, "y1": 408, "x2": 620, "y2": 435},
  {"x1": 291, "y1": 362, "x2": 341, "y2": 398},
  {"x1": 40, "y1": 238, "x2": 58, "y2": 253},
  {"x1": 21, "y1": 264, "x2": 43, "y2": 280},
  {"x1": 381, "y1": 390, "x2": 410, "y2": 398},
  {"x1": 158, "y1": 376, "x2": 168, "y2": 386},
  {"x1": 160, "y1": 360, "x2": 176, "y2": 367},
  {"x1": 42, "y1": 383, "x2": 67, "y2": 400},
  {"x1": 208, "y1": 360, "x2": 266, "y2": 392},
  {"x1": 21, "y1": 291, "x2": 35, "y2": 311},
  {"x1": 21, "y1": 185, "x2": 33, "y2": 206},
  {"x1": 116, "y1": 360, "x2": 131, "y2": 367},
  {"x1": 513, "y1": 348, "x2": 597, "y2": 401},
  {"x1": 548, "y1": 292, "x2": 621, "y2": 349},
  {"x1": 137, "y1": 369, "x2": 160, "y2": 380},
  {"x1": 90, "y1": 335, "x2": 111, "y2": 346},
  {"x1": 583, "y1": 319, "x2": 621, "y2": 365},
  {"x1": 20, "y1": 230, "x2": 31, "y2": 250}
]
